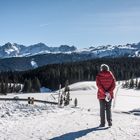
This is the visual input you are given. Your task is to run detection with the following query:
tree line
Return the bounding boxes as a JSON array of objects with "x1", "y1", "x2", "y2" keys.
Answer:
[
  {"x1": 0, "y1": 81, "x2": 22, "y2": 95},
  {"x1": 0, "y1": 77, "x2": 41, "y2": 95},
  {"x1": 0, "y1": 57, "x2": 140, "y2": 91}
]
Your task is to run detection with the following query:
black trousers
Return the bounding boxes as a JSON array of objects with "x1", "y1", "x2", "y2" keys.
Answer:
[{"x1": 99, "y1": 99, "x2": 112, "y2": 125}]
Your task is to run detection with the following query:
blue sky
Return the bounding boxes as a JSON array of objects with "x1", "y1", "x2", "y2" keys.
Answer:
[{"x1": 0, "y1": 0, "x2": 140, "y2": 48}]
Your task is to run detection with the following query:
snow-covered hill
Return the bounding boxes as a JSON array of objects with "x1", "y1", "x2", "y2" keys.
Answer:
[
  {"x1": 0, "y1": 42, "x2": 140, "y2": 58},
  {"x1": 0, "y1": 81, "x2": 140, "y2": 140}
]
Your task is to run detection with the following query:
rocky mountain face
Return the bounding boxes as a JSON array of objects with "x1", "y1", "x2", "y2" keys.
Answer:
[{"x1": 0, "y1": 43, "x2": 77, "y2": 58}]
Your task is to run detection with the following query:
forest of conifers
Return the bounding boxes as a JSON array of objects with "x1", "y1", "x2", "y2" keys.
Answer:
[{"x1": 0, "y1": 57, "x2": 140, "y2": 90}]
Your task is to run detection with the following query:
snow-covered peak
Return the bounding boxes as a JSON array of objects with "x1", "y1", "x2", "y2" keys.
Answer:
[
  {"x1": 0, "y1": 42, "x2": 21, "y2": 57},
  {"x1": 3, "y1": 42, "x2": 19, "y2": 51}
]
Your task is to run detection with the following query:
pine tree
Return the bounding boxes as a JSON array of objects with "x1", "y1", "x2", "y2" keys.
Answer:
[
  {"x1": 137, "y1": 80, "x2": 140, "y2": 90},
  {"x1": 129, "y1": 79, "x2": 134, "y2": 89},
  {"x1": 32, "y1": 77, "x2": 41, "y2": 92},
  {"x1": 123, "y1": 80, "x2": 129, "y2": 88},
  {"x1": 8, "y1": 83, "x2": 12, "y2": 93},
  {"x1": 12, "y1": 83, "x2": 16, "y2": 93},
  {"x1": 4, "y1": 81, "x2": 8, "y2": 95},
  {"x1": 66, "y1": 91, "x2": 70, "y2": 105},
  {"x1": 0, "y1": 81, "x2": 7, "y2": 95},
  {"x1": 22, "y1": 79, "x2": 28, "y2": 93},
  {"x1": 0, "y1": 81, "x2": 5, "y2": 94},
  {"x1": 15, "y1": 84, "x2": 22, "y2": 93},
  {"x1": 22, "y1": 79, "x2": 32, "y2": 93},
  {"x1": 27, "y1": 79, "x2": 32, "y2": 92},
  {"x1": 135, "y1": 78, "x2": 138, "y2": 88}
]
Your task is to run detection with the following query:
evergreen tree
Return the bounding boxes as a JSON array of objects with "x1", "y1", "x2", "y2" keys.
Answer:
[
  {"x1": 22, "y1": 79, "x2": 28, "y2": 93},
  {"x1": 8, "y1": 83, "x2": 12, "y2": 93},
  {"x1": 4, "y1": 81, "x2": 8, "y2": 94},
  {"x1": 32, "y1": 77, "x2": 41, "y2": 92},
  {"x1": 15, "y1": 84, "x2": 22, "y2": 93},
  {"x1": 0, "y1": 81, "x2": 5, "y2": 94},
  {"x1": 22, "y1": 79, "x2": 32, "y2": 93},
  {"x1": 65, "y1": 91, "x2": 70, "y2": 106},
  {"x1": 129, "y1": 79, "x2": 134, "y2": 89},
  {"x1": 27, "y1": 79, "x2": 32, "y2": 92},
  {"x1": 122, "y1": 80, "x2": 129, "y2": 88},
  {"x1": 0, "y1": 81, "x2": 7, "y2": 95},
  {"x1": 135, "y1": 78, "x2": 138, "y2": 88},
  {"x1": 137, "y1": 80, "x2": 140, "y2": 90},
  {"x1": 12, "y1": 83, "x2": 16, "y2": 93}
]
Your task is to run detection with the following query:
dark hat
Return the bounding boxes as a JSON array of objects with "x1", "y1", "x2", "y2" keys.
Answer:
[{"x1": 100, "y1": 64, "x2": 110, "y2": 71}]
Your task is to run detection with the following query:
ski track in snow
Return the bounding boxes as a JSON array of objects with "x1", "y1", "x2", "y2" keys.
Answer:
[{"x1": 0, "y1": 81, "x2": 140, "y2": 140}]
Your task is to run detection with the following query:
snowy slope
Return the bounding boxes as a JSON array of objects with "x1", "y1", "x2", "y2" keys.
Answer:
[
  {"x1": 31, "y1": 59, "x2": 38, "y2": 69},
  {"x1": 0, "y1": 81, "x2": 140, "y2": 140}
]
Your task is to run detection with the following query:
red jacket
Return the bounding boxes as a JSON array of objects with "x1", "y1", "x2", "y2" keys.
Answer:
[{"x1": 96, "y1": 70, "x2": 116, "y2": 99}]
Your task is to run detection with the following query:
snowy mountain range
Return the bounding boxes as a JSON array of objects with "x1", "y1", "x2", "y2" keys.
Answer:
[
  {"x1": 0, "y1": 42, "x2": 140, "y2": 71},
  {"x1": 0, "y1": 42, "x2": 140, "y2": 58}
]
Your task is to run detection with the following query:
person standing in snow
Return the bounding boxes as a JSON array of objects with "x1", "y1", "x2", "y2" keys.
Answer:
[{"x1": 96, "y1": 64, "x2": 116, "y2": 127}]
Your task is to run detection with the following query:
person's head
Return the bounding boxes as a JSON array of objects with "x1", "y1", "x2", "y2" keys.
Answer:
[{"x1": 100, "y1": 64, "x2": 110, "y2": 71}]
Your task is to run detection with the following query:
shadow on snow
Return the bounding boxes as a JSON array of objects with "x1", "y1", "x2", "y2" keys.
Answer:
[
  {"x1": 129, "y1": 109, "x2": 140, "y2": 116},
  {"x1": 50, "y1": 126, "x2": 109, "y2": 140}
]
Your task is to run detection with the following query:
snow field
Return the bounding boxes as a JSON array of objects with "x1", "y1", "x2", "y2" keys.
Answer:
[{"x1": 0, "y1": 81, "x2": 140, "y2": 140}]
